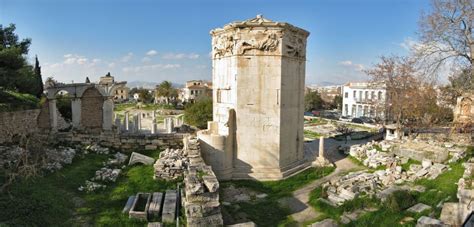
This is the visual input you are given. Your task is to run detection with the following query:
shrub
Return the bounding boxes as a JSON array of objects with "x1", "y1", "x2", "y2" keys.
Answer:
[
  {"x1": 184, "y1": 97, "x2": 212, "y2": 129},
  {"x1": 384, "y1": 190, "x2": 416, "y2": 212}
]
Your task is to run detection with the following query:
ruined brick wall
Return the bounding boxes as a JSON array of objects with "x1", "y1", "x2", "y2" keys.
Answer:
[
  {"x1": 0, "y1": 109, "x2": 41, "y2": 143},
  {"x1": 81, "y1": 88, "x2": 103, "y2": 129}
]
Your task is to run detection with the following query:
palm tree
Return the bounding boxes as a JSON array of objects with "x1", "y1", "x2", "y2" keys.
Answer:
[{"x1": 156, "y1": 81, "x2": 177, "y2": 104}]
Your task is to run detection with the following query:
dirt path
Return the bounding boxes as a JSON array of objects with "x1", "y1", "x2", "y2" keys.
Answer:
[{"x1": 287, "y1": 138, "x2": 367, "y2": 224}]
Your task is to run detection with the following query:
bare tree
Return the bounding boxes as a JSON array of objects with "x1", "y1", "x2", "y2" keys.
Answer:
[
  {"x1": 416, "y1": 0, "x2": 473, "y2": 81},
  {"x1": 366, "y1": 56, "x2": 444, "y2": 135}
]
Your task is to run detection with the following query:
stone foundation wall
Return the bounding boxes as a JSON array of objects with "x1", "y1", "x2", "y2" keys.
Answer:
[
  {"x1": 0, "y1": 109, "x2": 41, "y2": 143},
  {"x1": 414, "y1": 132, "x2": 472, "y2": 146},
  {"x1": 54, "y1": 132, "x2": 184, "y2": 151}
]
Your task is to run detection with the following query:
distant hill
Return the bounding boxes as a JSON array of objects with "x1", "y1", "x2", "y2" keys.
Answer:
[{"x1": 127, "y1": 81, "x2": 184, "y2": 89}]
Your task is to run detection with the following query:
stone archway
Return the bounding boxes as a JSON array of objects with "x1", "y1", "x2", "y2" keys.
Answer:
[{"x1": 81, "y1": 87, "x2": 104, "y2": 129}]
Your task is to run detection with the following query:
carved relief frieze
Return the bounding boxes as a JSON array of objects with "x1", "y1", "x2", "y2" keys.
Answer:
[{"x1": 285, "y1": 35, "x2": 306, "y2": 58}]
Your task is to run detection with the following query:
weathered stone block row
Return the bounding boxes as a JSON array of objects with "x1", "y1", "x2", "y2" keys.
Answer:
[{"x1": 53, "y1": 131, "x2": 184, "y2": 151}]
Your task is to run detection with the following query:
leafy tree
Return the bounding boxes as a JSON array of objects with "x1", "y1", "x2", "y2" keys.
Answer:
[
  {"x1": 184, "y1": 96, "x2": 212, "y2": 129},
  {"x1": 155, "y1": 81, "x2": 178, "y2": 104},
  {"x1": 304, "y1": 90, "x2": 324, "y2": 112},
  {"x1": 0, "y1": 24, "x2": 37, "y2": 94},
  {"x1": 332, "y1": 95, "x2": 343, "y2": 110}
]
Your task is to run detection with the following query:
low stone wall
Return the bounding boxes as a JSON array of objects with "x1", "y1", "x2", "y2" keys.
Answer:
[
  {"x1": 414, "y1": 132, "x2": 472, "y2": 146},
  {"x1": 54, "y1": 132, "x2": 184, "y2": 151},
  {"x1": 0, "y1": 109, "x2": 41, "y2": 143}
]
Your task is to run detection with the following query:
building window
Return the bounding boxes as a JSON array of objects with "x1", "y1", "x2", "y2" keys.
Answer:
[
  {"x1": 344, "y1": 104, "x2": 348, "y2": 116},
  {"x1": 365, "y1": 91, "x2": 368, "y2": 101},
  {"x1": 359, "y1": 91, "x2": 363, "y2": 101},
  {"x1": 371, "y1": 91, "x2": 375, "y2": 100},
  {"x1": 351, "y1": 104, "x2": 356, "y2": 117},
  {"x1": 345, "y1": 92, "x2": 348, "y2": 98},
  {"x1": 353, "y1": 90, "x2": 356, "y2": 98},
  {"x1": 378, "y1": 91, "x2": 382, "y2": 100}
]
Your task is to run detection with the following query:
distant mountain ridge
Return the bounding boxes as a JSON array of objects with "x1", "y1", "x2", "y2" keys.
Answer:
[{"x1": 127, "y1": 81, "x2": 184, "y2": 89}]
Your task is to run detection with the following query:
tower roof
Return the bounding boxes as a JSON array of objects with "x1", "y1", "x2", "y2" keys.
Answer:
[{"x1": 210, "y1": 14, "x2": 309, "y2": 37}]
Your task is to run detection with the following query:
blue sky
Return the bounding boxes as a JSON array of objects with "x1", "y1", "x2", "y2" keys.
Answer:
[{"x1": 0, "y1": 0, "x2": 431, "y2": 85}]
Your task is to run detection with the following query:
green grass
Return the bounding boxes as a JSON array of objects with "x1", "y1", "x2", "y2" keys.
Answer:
[
  {"x1": 309, "y1": 186, "x2": 380, "y2": 221},
  {"x1": 0, "y1": 89, "x2": 40, "y2": 112},
  {"x1": 221, "y1": 167, "x2": 335, "y2": 226},
  {"x1": 401, "y1": 159, "x2": 421, "y2": 171},
  {"x1": 114, "y1": 103, "x2": 136, "y2": 111},
  {"x1": 0, "y1": 149, "x2": 179, "y2": 226},
  {"x1": 305, "y1": 118, "x2": 328, "y2": 125},
  {"x1": 304, "y1": 130, "x2": 322, "y2": 139}
]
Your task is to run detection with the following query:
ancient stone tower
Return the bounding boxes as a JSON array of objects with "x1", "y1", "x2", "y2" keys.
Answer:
[{"x1": 198, "y1": 15, "x2": 309, "y2": 180}]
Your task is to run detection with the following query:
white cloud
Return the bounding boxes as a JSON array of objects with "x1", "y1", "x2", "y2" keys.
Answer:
[
  {"x1": 108, "y1": 62, "x2": 116, "y2": 68},
  {"x1": 146, "y1": 50, "x2": 158, "y2": 56},
  {"x1": 121, "y1": 52, "x2": 134, "y2": 62},
  {"x1": 122, "y1": 64, "x2": 181, "y2": 73},
  {"x1": 338, "y1": 60, "x2": 365, "y2": 71},
  {"x1": 142, "y1": 57, "x2": 152, "y2": 62},
  {"x1": 63, "y1": 54, "x2": 89, "y2": 65},
  {"x1": 162, "y1": 53, "x2": 199, "y2": 60}
]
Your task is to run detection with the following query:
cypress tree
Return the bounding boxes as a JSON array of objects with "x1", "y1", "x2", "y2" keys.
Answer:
[{"x1": 33, "y1": 55, "x2": 44, "y2": 97}]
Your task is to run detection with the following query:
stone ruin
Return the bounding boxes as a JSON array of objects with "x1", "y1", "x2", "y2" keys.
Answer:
[
  {"x1": 153, "y1": 148, "x2": 189, "y2": 180},
  {"x1": 323, "y1": 140, "x2": 453, "y2": 206},
  {"x1": 153, "y1": 136, "x2": 223, "y2": 226},
  {"x1": 439, "y1": 158, "x2": 474, "y2": 226}
]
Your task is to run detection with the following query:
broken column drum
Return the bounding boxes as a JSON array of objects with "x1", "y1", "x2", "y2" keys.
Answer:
[{"x1": 198, "y1": 15, "x2": 310, "y2": 180}]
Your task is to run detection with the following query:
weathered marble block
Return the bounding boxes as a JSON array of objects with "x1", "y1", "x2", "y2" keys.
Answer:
[
  {"x1": 129, "y1": 193, "x2": 151, "y2": 221},
  {"x1": 162, "y1": 190, "x2": 177, "y2": 223},
  {"x1": 148, "y1": 192, "x2": 164, "y2": 219}
]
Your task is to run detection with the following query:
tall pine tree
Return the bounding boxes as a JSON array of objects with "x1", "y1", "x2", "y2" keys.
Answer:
[{"x1": 33, "y1": 55, "x2": 44, "y2": 97}]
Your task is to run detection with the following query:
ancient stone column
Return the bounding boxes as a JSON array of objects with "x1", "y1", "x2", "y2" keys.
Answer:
[
  {"x1": 137, "y1": 112, "x2": 142, "y2": 130},
  {"x1": 166, "y1": 117, "x2": 174, "y2": 133},
  {"x1": 71, "y1": 98, "x2": 82, "y2": 128},
  {"x1": 102, "y1": 98, "x2": 114, "y2": 131},
  {"x1": 49, "y1": 99, "x2": 58, "y2": 131},
  {"x1": 115, "y1": 118, "x2": 121, "y2": 134},
  {"x1": 151, "y1": 123, "x2": 157, "y2": 134},
  {"x1": 124, "y1": 112, "x2": 129, "y2": 131},
  {"x1": 134, "y1": 114, "x2": 139, "y2": 132},
  {"x1": 319, "y1": 137, "x2": 325, "y2": 159}
]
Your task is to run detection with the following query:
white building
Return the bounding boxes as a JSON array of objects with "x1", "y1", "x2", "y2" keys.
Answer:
[
  {"x1": 179, "y1": 80, "x2": 212, "y2": 102},
  {"x1": 342, "y1": 82, "x2": 386, "y2": 118}
]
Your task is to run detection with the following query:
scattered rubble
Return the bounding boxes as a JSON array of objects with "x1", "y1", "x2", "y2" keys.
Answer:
[
  {"x1": 78, "y1": 180, "x2": 107, "y2": 193},
  {"x1": 416, "y1": 216, "x2": 447, "y2": 227},
  {"x1": 154, "y1": 148, "x2": 189, "y2": 180},
  {"x1": 407, "y1": 203, "x2": 431, "y2": 213},
  {"x1": 78, "y1": 146, "x2": 128, "y2": 193},
  {"x1": 85, "y1": 144, "x2": 110, "y2": 154},
  {"x1": 92, "y1": 167, "x2": 122, "y2": 182},
  {"x1": 349, "y1": 141, "x2": 397, "y2": 168}
]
